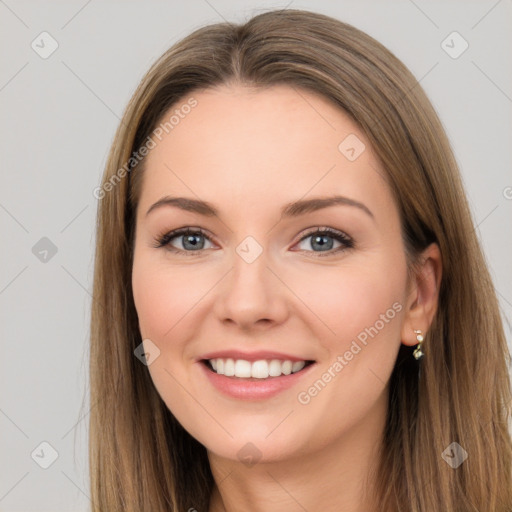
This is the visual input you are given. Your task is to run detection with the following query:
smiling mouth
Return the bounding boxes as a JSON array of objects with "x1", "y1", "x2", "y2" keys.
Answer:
[{"x1": 202, "y1": 358, "x2": 315, "y2": 379}]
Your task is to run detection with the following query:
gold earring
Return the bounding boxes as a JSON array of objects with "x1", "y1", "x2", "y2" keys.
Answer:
[{"x1": 413, "y1": 329, "x2": 424, "y2": 360}]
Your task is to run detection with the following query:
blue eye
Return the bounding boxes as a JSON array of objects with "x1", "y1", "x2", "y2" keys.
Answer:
[
  {"x1": 295, "y1": 227, "x2": 354, "y2": 257},
  {"x1": 154, "y1": 228, "x2": 213, "y2": 255},
  {"x1": 153, "y1": 226, "x2": 354, "y2": 257}
]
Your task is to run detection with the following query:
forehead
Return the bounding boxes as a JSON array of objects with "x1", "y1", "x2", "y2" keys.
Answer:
[{"x1": 139, "y1": 84, "x2": 392, "y2": 219}]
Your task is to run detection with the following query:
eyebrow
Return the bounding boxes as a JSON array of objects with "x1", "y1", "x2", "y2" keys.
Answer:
[{"x1": 145, "y1": 195, "x2": 374, "y2": 220}]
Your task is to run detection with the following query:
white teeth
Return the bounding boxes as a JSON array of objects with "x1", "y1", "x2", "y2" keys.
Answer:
[
  {"x1": 281, "y1": 360, "x2": 292, "y2": 375},
  {"x1": 234, "y1": 359, "x2": 252, "y2": 378},
  {"x1": 292, "y1": 361, "x2": 306, "y2": 373},
  {"x1": 224, "y1": 358, "x2": 235, "y2": 376},
  {"x1": 269, "y1": 359, "x2": 282, "y2": 377},
  {"x1": 208, "y1": 358, "x2": 308, "y2": 378},
  {"x1": 251, "y1": 360, "x2": 268, "y2": 379}
]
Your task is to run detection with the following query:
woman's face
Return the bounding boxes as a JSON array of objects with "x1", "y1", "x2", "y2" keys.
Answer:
[{"x1": 132, "y1": 84, "x2": 411, "y2": 463}]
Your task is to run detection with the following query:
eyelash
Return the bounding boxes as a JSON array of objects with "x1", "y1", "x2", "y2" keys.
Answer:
[{"x1": 152, "y1": 226, "x2": 354, "y2": 258}]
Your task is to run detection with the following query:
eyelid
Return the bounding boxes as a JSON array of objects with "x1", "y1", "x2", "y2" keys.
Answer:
[
  {"x1": 153, "y1": 225, "x2": 354, "y2": 256},
  {"x1": 152, "y1": 226, "x2": 216, "y2": 252},
  {"x1": 292, "y1": 226, "x2": 354, "y2": 257}
]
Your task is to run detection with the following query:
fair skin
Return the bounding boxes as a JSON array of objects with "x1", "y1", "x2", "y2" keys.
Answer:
[{"x1": 131, "y1": 83, "x2": 442, "y2": 512}]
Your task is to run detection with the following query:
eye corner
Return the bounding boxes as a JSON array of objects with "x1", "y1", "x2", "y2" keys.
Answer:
[{"x1": 293, "y1": 226, "x2": 354, "y2": 257}]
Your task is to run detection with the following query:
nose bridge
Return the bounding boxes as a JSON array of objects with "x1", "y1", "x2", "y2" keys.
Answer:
[
  {"x1": 213, "y1": 233, "x2": 288, "y2": 327},
  {"x1": 233, "y1": 235, "x2": 269, "y2": 284}
]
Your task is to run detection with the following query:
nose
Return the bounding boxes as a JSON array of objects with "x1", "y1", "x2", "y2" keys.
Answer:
[{"x1": 212, "y1": 243, "x2": 289, "y2": 331}]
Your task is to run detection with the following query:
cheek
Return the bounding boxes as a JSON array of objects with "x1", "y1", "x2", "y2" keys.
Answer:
[
  {"x1": 289, "y1": 258, "x2": 406, "y2": 349},
  {"x1": 284, "y1": 262, "x2": 406, "y2": 448},
  {"x1": 132, "y1": 270, "x2": 171, "y2": 339},
  {"x1": 132, "y1": 255, "x2": 202, "y2": 341},
  {"x1": 132, "y1": 256, "x2": 206, "y2": 431}
]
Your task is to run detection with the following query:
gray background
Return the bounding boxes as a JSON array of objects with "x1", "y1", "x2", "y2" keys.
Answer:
[{"x1": 1, "y1": 1, "x2": 511, "y2": 510}]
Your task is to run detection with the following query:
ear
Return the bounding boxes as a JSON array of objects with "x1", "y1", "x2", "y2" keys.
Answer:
[{"x1": 400, "y1": 243, "x2": 443, "y2": 346}]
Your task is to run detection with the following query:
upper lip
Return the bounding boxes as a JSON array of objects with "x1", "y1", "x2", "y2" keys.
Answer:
[{"x1": 199, "y1": 350, "x2": 314, "y2": 363}]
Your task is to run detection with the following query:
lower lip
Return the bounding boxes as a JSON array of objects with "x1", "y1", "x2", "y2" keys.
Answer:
[{"x1": 199, "y1": 362, "x2": 315, "y2": 400}]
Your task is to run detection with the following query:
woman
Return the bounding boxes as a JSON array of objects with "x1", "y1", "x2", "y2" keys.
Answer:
[{"x1": 89, "y1": 9, "x2": 512, "y2": 511}]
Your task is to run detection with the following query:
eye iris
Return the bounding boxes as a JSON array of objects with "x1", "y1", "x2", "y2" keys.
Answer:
[
  {"x1": 183, "y1": 233, "x2": 204, "y2": 250},
  {"x1": 165, "y1": 230, "x2": 345, "y2": 253},
  {"x1": 311, "y1": 234, "x2": 333, "y2": 251}
]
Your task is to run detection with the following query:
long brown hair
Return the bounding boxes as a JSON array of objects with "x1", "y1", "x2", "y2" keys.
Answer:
[{"x1": 89, "y1": 9, "x2": 512, "y2": 511}]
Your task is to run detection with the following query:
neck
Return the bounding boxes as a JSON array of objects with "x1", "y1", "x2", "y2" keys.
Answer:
[{"x1": 207, "y1": 392, "x2": 387, "y2": 512}]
